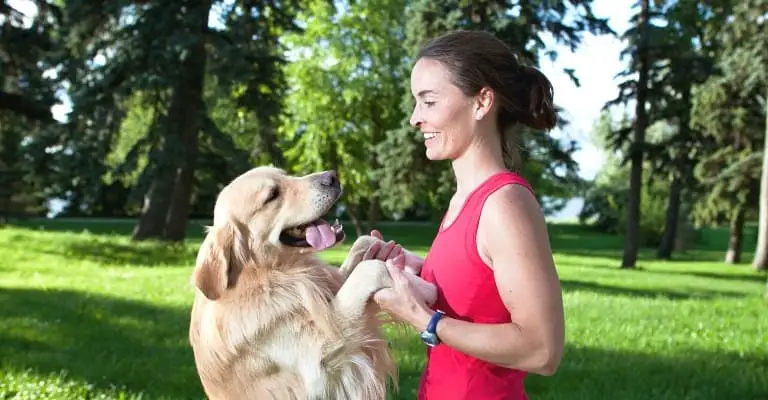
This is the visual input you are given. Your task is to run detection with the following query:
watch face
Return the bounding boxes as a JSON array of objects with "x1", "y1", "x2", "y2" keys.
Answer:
[{"x1": 420, "y1": 331, "x2": 438, "y2": 347}]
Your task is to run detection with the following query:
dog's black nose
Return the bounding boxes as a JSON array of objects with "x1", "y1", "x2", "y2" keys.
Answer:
[{"x1": 319, "y1": 170, "x2": 339, "y2": 187}]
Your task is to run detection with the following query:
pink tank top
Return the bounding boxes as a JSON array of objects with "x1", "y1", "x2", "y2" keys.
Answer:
[{"x1": 417, "y1": 171, "x2": 533, "y2": 400}]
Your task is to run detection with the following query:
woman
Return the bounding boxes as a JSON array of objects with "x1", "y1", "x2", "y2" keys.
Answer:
[{"x1": 367, "y1": 30, "x2": 566, "y2": 399}]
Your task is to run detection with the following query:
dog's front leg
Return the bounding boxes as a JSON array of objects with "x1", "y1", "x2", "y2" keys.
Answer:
[
  {"x1": 338, "y1": 235, "x2": 381, "y2": 279},
  {"x1": 333, "y1": 259, "x2": 393, "y2": 321}
]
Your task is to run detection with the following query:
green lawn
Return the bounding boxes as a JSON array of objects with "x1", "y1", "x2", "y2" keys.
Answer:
[{"x1": 1, "y1": 219, "x2": 766, "y2": 399}]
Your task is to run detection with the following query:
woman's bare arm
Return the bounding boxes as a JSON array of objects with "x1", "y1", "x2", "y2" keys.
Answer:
[{"x1": 408, "y1": 185, "x2": 565, "y2": 375}]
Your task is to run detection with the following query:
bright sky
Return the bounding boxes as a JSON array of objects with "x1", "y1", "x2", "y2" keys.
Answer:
[
  {"x1": 537, "y1": 0, "x2": 633, "y2": 181},
  {"x1": 9, "y1": 0, "x2": 633, "y2": 184}
]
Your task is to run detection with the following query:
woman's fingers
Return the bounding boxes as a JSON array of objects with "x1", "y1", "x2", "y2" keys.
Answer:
[
  {"x1": 362, "y1": 241, "x2": 382, "y2": 261},
  {"x1": 386, "y1": 254, "x2": 410, "y2": 287},
  {"x1": 377, "y1": 240, "x2": 399, "y2": 260}
]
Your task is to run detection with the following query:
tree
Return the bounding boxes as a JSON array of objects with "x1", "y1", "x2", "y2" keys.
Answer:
[
  {"x1": 0, "y1": 0, "x2": 64, "y2": 221},
  {"x1": 279, "y1": 0, "x2": 409, "y2": 235},
  {"x1": 618, "y1": 0, "x2": 651, "y2": 268},
  {"x1": 58, "y1": 0, "x2": 304, "y2": 241},
  {"x1": 690, "y1": 0, "x2": 767, "y2": 269},
  {"x1": 645, "y1": 0, "x2": 728, "y2": 259}
]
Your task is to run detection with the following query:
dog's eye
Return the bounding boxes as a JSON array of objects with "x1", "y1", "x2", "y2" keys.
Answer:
[{"x1": 264, "y1": 186, "x2": 280, "y2": 204}]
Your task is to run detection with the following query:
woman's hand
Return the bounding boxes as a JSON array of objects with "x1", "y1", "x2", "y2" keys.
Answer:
[
  {"x1": 361, "y1": 232, "x2": 404, "y2": 264},
  {"x1": 368, "y1": 229, "x2": 425, "y2": 275},
  {"x1": 373, "y1": 254, "x2": 434, "y2": 331}
]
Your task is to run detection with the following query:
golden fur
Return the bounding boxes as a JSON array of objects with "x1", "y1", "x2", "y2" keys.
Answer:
[{"x1": 188, "y1": 166, "x2": 398, "y2": 399}]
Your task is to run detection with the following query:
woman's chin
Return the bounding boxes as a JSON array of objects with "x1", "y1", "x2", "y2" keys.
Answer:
[{"x1": 425, "y1": 147, "x2": 444, "y2": 161}]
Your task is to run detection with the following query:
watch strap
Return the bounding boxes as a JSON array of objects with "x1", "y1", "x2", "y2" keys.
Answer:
[{"x1": 426, "y1": 310, "x2": 445, "y2": 333}]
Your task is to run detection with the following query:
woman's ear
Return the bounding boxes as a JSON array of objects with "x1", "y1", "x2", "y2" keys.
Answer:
[{"x1": 474, "y1": 87, "x2": 495, "y2": 120}]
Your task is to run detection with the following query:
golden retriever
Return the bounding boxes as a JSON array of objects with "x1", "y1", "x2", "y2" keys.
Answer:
[{"x1": 188, "y1": 166, "x2": 403, "y2": 400}]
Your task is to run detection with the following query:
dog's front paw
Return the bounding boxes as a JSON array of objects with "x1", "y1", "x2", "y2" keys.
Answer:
[
  {"x1": 354, "y1": 259, "x2": 395, "y2": 292},
  {"x1": 334, "y1": 259, "x2": 394, "y2": 320},
  {"x1": 338, "y1": 235, "x2": 382, "y2": 276}
]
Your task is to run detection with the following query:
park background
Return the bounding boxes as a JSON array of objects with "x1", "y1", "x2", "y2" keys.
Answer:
[{"x1": 1, "y1": 0, "x2": 766, "y2": 399}]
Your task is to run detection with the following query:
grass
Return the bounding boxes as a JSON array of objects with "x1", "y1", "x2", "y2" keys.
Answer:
[{"x1": 1, "y1": 218, "x2": 766, "y2": 400}]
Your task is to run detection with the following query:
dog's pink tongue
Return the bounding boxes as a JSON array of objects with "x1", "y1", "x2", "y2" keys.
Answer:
[{"x1": 305, "y1": 220, "x2": 336, "y2": 250}]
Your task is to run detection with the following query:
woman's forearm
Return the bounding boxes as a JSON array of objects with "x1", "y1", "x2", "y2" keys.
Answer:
[
  {"x1": 403, "y1": 271, "x2": 437, "y2": 306},
  {"x1": 410, "y1": 309, "x2": 559, "y2": 375},
  {"x1": 442, "y1": 318, "x2": 558, "y2": 374}
]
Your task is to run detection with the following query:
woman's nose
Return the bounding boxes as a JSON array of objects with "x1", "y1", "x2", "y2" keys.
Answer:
[{"x1": 409, "y1": 109, "x2": 422, "y2": 128}]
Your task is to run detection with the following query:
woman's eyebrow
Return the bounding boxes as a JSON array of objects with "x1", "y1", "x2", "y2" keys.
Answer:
[{"x1": 417, "y1": 89, "x2": 438, "y2": 97}]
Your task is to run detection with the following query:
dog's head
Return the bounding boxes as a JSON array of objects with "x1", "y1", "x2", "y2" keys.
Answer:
[{"x1": 191, "y1": 166, "x2": 345, "y2": 300}]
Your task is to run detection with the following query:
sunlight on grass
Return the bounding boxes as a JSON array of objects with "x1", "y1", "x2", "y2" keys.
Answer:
[{"x1": 1, "y1": 221, "x2": 766, "y2": 399}]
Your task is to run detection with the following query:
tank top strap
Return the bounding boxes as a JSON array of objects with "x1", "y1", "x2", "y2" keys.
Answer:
[{"x1": 464, "y1": 171, "x2": 534, "y2": 220}]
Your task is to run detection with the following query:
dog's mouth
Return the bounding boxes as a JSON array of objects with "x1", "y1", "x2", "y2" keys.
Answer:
[{"x1": 279, "y1": 218, "x2": 345, "y2": 250}]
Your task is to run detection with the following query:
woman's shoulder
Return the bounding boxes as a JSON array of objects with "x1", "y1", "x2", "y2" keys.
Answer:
[
  {"x1": 478, "y1": 176, "x2": 546, "y2": 249},
  {"x1": 476, "y1": 176, "x2": 550, "y2": 274}
]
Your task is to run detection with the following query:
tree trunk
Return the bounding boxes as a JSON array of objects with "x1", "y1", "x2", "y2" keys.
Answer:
[
  {"x1": 364, "y1": 120, "x2": 385, "y2": 234},
  {"x1": 657, "y1": 175, "x2": 682, "y2": 259},
  {"x1": 753, "y1": 96, "x2": 768, "y2": 271},
  {"x1": 345, "y1": 205, "x2": 364, "y2": 238},
  {"x1": 132, "y1": 132, "x2": 178, "y2": 241},
  {"x1": 132, "y1": 174, "x2": 175, "y2": 240},
  {"x1": 725, "y1": 206, "x2": 745, "y2": 264},
  {"x1": 365, "y1": 200, "x2": 380, "y2": 234},
  {"x1": 162, "y1": 1, "x2": 211, "y2": 242},
  {"x1": 622, "y1": 0, "x2": 650, "y2": 269}
]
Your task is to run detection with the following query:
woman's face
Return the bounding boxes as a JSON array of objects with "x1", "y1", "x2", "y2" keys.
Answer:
[{"x1": 409, "y1": 58, "x2": 479, "y2": 161}]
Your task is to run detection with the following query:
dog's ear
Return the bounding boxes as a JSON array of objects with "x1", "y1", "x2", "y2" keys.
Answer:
[{"x1": 192, "y1": 221, "x2": 246, "y2": 300}]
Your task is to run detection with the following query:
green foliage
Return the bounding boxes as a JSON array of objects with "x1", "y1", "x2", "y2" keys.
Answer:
[
  {"x1": 605, "y1": 0, "x2": 724, "y2": 178},
  {"x1": 688, "y1": 0, "x2": 767, "y2": 229},
  {"x1": 0, "y1": 1, "x2": 68, "y2": 218},
  {"x1": 580, "y1": 111, "x2": 686, "y2": 247},
  {"x1": 0, "y1": 0, "x2": 63, "y2": 122},
  {"x1": 580, "y1": 160, "x2": 672, "y2": 247},
  {"x1": 279, "y1": 0, "x2": 409, "y2": 225},
  {"x1": 0, "y1": 111, "x2": 55, "y2": 219},
  {"x1": 45, "y1": 0, "x2": 305, "y2": 222}
]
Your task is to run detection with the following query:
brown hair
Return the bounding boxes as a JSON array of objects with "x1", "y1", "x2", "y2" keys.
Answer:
[{"x1": 416, "y1": 30, "x2": 557, "y2": 171}]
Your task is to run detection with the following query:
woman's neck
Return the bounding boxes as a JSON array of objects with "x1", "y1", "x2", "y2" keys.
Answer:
[{"x1": 450, "y1": 138, "x2": 507, "y2": 196}]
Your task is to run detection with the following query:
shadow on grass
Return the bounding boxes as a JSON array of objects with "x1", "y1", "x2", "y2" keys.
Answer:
[
  {"x1": 525, "y1": 345, "x2": 767, "y2": 400},
  {"x1": 8, "y1": 219, "x2": 210, "y2": 241},
  {"x1": 554, "y1": 248, "x2": 747, "y2": 264},
  {"x1": 650, "y1": 269, "x2": 768, "y2": 284},
  {"x1": 559, "y1": 279, "x2": 748, "y2": 300},
  {"x1": 11, "y1": 218, "x2": 436, "y2": 246},
  {"x1": 0, "y1": 287, "x2": 204, "y2": 399},
  {"x1": 555, "y1": 250, "x2": 766, "y2": 287},
  {"x1": 54, "y1": 241, "x2": 199, "y2": 267}
]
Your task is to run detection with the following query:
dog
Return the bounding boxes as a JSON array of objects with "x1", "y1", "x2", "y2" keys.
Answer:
[{"x1": 188, "y1": 166, "x2": 403, "y2": 400}]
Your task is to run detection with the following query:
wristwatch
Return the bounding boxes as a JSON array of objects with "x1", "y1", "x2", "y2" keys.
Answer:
[{"x1": 420, "y1": 310, "x2": 445, "y2": 347}]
